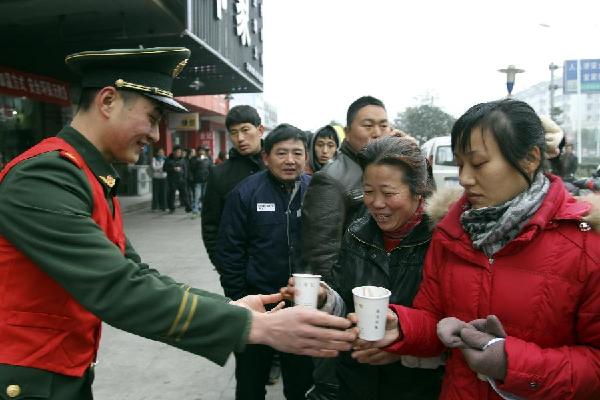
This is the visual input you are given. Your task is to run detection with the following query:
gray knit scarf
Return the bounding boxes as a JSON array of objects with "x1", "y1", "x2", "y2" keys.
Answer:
[{"x1": 460, "y1": 173, "x2": 550, "y2": 257}]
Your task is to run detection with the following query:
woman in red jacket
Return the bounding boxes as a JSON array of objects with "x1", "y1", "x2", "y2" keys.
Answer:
[{"x1": 352, "y1": 99, "x2": 600, "y2": 400}]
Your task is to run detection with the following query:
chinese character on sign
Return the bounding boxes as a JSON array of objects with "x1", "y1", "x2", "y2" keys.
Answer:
[
  {"x1": 16, "y1": 75, "x2": 26, "y2": 91},
  {"x1": 215, "y1": 0, "x2": 227, "y2": 20},
  {"x1": 235, "y1": 0, "x2": 251, "y2": 46}
]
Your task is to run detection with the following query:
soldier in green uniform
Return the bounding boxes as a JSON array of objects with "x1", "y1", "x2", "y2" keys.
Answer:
[{"x1": 0, "y1": 47, "x2": 356, "y2": 399}]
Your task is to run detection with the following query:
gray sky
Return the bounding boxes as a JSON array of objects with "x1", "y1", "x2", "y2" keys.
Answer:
[{"x1": 262, "y1": 0, "x2": 600, "y2": 131}]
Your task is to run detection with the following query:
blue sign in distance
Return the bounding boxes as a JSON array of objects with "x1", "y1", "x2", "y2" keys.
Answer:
[{"x1": 564, "y1": 59, "x2": 600, "y2": 94}]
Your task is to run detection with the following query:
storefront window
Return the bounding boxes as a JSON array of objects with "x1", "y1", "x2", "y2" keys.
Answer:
[{"x1": 0, "y1": 94, "x2": 72, "y2": 168}]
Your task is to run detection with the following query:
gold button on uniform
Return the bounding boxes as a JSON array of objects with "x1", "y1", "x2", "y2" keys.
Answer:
[{"x1": 6, "y1": 384, "x2": 21, "y2": 398}]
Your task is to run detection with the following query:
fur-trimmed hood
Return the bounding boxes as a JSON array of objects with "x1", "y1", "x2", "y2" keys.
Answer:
[
  {"x1": 425, "y1": 187, "x2": 464, "y2": 226},
  {"x1": 424, "y1": 184, "x2": 600, "y2": 233}
]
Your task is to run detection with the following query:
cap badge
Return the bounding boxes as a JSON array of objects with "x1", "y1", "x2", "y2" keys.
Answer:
[
  {"x1": 99, "y1": 175, "x2": 116, "y2": 188},
  {"x1": 172, "y1": 58, "x2": 188, "y2": 78}
]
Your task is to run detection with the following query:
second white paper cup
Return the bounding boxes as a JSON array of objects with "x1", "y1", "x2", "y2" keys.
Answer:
[
  {"x1": 352, "y1": 286, "x2": 391, "y2": 341},
  {"x1": 293, "y1": 273, "x2": 321, "y2": 308}
]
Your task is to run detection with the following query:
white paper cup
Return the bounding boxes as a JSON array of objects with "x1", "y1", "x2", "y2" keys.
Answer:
[
  {"x1": 293, "y1": 273, "x2": 321, "y2": 308},
  {"x1": 352, "y1": 286, "x2": 391, "y2": 341}
]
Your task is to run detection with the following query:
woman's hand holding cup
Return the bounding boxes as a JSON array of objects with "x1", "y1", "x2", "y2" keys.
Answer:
[
  {"x1": 279, "y1": 276, "x2": 297, "y2": 302},
  {"x1": 349, "y1": 308, "x2": 401, "y2": 359},
  {"x1": 280, "y1": 275, "x2": 326, "y2": 309}
]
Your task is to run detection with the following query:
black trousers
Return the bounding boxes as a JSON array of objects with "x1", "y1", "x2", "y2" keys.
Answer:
[
  {"x1": 151, "y1": 178, "x2": 167, "y2": 211},
  {"x1": 234, "y1": 344, "x2": 313, "y2": 400},
  {"x1": 167, "y1": 180, "x2": 190, "y2": 211}
]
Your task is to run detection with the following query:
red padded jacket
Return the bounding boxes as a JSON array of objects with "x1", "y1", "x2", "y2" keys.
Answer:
[{"x1": 388, "y1": 175, "x2": 600, "y2": 400}]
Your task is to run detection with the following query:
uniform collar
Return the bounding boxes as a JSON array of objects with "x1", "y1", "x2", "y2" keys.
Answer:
[{"x1": 57, "y1": 126, "x2": 120, "y2": 196}]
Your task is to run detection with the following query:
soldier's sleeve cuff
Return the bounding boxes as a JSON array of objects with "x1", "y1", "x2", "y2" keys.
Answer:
[{"x1": 234, "y1": 308, "x2": 252, "y2": 353}]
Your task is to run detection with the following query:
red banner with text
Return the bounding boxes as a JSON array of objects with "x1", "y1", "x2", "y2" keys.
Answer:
[{"x1": 0, "y1": 66, "x2": 70, "y2": 106}]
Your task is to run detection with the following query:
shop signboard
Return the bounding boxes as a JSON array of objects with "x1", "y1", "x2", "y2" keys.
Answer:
[
  {"x1": 168, "y1": 113, "x2": 200, "y2": 131},
  {"x1": 0, "y1": 66, "x2": 70, "y2": 106}
]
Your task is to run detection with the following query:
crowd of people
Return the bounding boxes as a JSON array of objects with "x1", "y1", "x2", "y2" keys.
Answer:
[
  {"x1": 197, "y1": 97, "x2": 600, "y2": 400},
  {"x1": 150, "y1": 144, "x2": 213, "y2": 217},
  {"x1": 0, "y1": 45, "x2": 598, "y2": 400}
]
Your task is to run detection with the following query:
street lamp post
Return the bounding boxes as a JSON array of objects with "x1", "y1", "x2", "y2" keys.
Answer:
[
  {"x1": 549, "y1": 62, "x2": 560, "y2": 122},
  {"x1": 498, "y1": 65, "x2": 525, "y2": 97}
]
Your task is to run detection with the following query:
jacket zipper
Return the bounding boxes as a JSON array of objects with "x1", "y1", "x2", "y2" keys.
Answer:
[{"x1": 286, "y1": 181, "x2": 301, "y2": 275}]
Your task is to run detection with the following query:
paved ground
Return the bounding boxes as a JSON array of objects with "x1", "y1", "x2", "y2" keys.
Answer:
[{"x1": 93, "y1": 201, "x2": 284, "y2": 400}]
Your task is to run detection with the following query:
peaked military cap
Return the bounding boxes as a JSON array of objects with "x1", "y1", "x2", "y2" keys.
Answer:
[{"x1": 65, "y1": 47, "x2": 190, "y2": 112}]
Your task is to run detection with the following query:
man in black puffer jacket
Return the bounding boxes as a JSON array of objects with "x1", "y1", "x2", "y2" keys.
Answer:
[
  {"x1": 164, "y1": 146, "x2": 191, "y2": 213},
  {"x1": 201, "y1": 105, "x2": 265, "y2": 268},
  {"x1": 189, "y1": 146, "x2": 212, "y2": 218}
]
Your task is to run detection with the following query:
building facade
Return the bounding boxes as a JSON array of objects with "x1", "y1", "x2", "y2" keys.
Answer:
[{"x1": 0, "y1": 0, "x2": 264, "y2": 192}]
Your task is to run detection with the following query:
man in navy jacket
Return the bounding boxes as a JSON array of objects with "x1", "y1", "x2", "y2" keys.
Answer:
[{"x1": 216, "y1": 123, "x2": 313, "y2": 400}]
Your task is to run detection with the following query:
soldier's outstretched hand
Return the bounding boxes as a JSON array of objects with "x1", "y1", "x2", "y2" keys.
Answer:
[
  {"x1": 231, "y1": 293, "x2": 285, "y2": 313},
  {"x1": 247, "y1": 306, "x2": 356, "y2": 358}
]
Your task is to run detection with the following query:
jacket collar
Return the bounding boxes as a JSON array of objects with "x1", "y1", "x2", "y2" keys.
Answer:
[
  {"x1": 57, "y1": 126, "x2": 120, "y2": 196},
  {"x1": 229, "y1": 147, "x2": 263, "y2": 167},
  {"x1": 266, "y1": 170, "x2": 300, "y2": 193},
  {"x1": 339, "y1": 140, "x2": 363, "y2": 166},
  {"x1": 349, "y1": 213, "x2": 432, "y2": 252}
]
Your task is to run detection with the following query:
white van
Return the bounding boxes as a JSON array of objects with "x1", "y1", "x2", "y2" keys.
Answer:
[{"x1": 420, "y1": 136, "x2": 460, "y2": 190}]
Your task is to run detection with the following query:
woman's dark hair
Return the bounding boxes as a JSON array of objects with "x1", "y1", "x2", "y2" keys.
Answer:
[
  {"x1": 361, "y1": 134, "x2": 433, "y2": 198},
  {"x1": 451, "y1": 99, "x2": 545, "y2": 186},
  {"x1": 264, "y1": 123, "x2": 308, "y2": 154}
]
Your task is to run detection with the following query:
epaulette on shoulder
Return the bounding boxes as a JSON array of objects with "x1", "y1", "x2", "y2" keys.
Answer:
[{"x1": 59, "y1": 150, "x2": 84, "y2": 169}]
